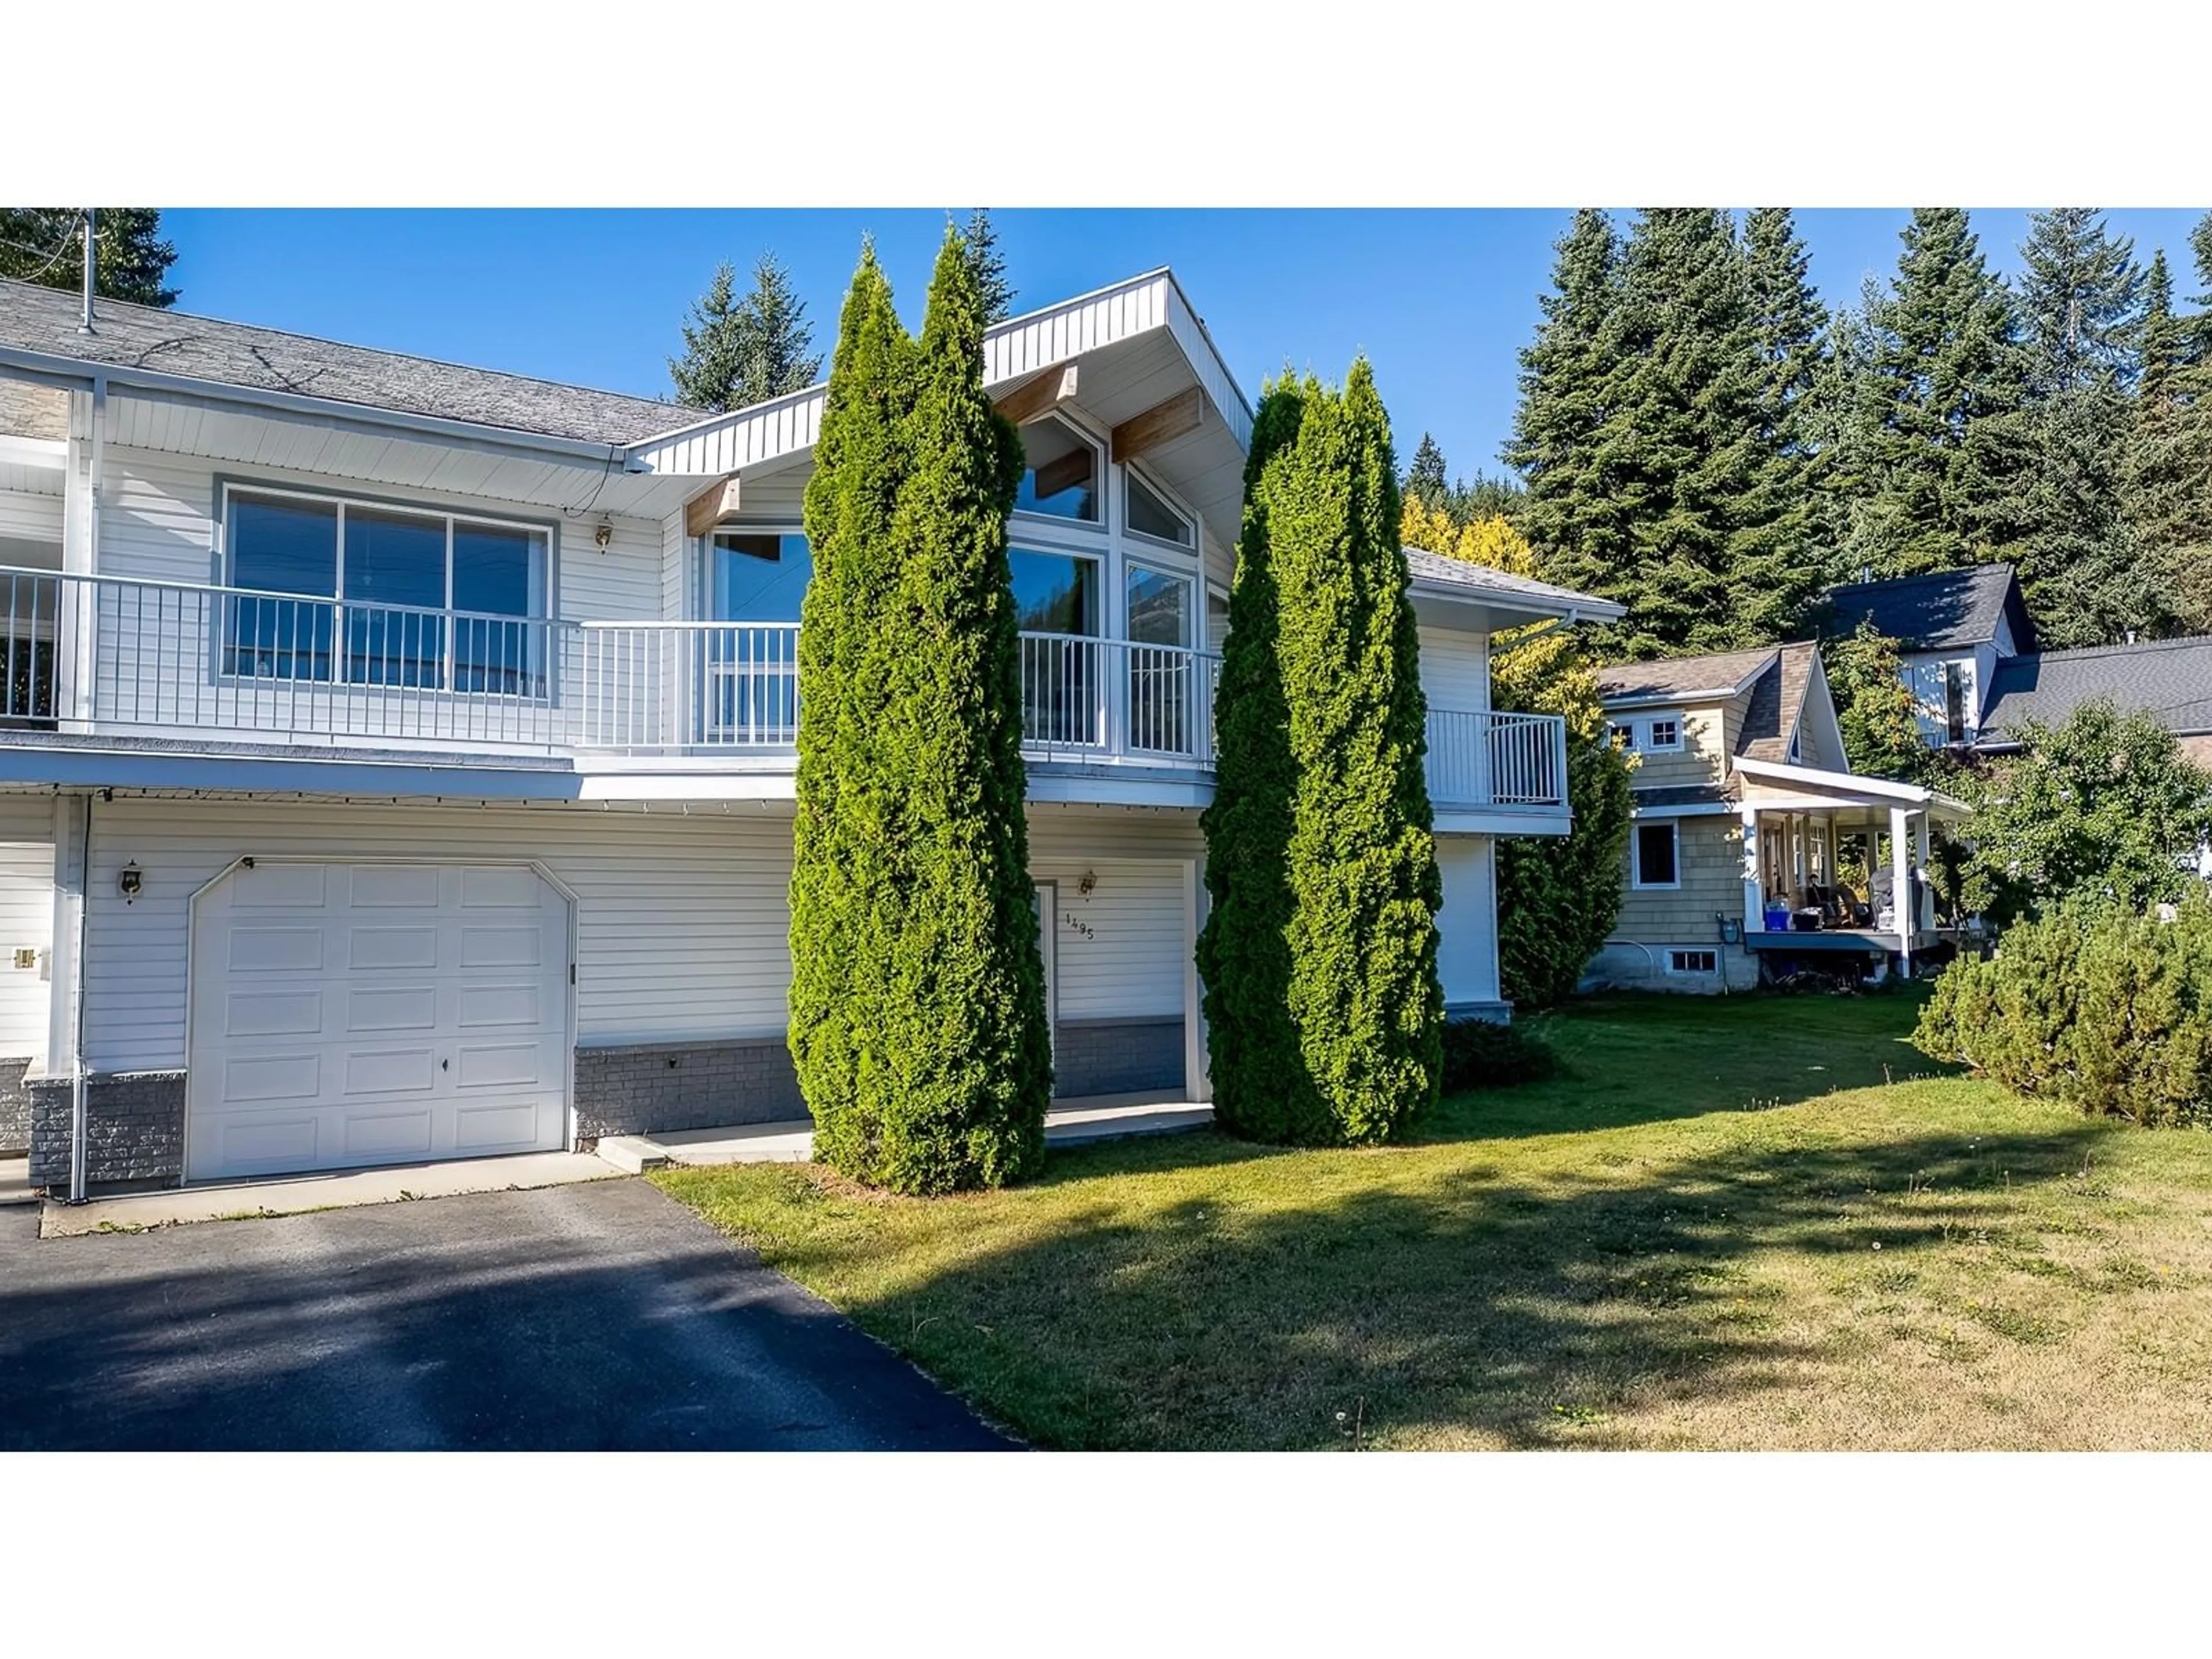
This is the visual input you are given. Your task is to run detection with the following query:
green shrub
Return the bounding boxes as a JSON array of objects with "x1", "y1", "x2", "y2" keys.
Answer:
[
  {"x1": 1913, "y1": 896, "x2": 2212, "y2": 1126},
  {"x1": 1440, "y1": 1018, "x2": 1560, "y2": 1093}
]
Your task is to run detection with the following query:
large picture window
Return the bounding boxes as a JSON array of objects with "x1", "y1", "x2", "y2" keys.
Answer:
[
  {"x1": 702, "y1": 529, "x2": 810, "y2": 741},
  {"x1": 1126, "y1": 562, "x2": 1194, "y2": 753},
  {"x1": 223, "y1": 487, "x2": 550, "y2": 695},
  {"x1": 1013, "y1": 417, "x2": 1101, "y2": 524},
  {"x1": 1125, "y1": 469, "x2": 1194, "y2": 548}
]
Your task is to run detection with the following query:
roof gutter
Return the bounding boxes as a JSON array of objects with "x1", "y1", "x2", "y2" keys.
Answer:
[{"x1": 0, "y1": 344, "x2": 642, "y2": 472}]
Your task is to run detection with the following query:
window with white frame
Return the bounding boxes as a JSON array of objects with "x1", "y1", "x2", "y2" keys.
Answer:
[
  {"x1": 1609, "y1": 711, "x2": 1685, "y2": 753},
  {"x1": 1633, "y1": 820, "x2": 1681, "y2": 888},
  {"x1": 1666, "y1": 948, "x2": 1718, "y2": 975},
  {"x1": 221, "y1": 485, "x2": 550, "y2": 694},
  {"x1": 1013, "y1": 416, "x2": 1101, "y2": 524},
  {"x1": 1206, "y1": 584, "x2": 1230, "y2": 652},
  {"x1": 1124, "y1": 468, "x2": 1194, "y2": 548}
]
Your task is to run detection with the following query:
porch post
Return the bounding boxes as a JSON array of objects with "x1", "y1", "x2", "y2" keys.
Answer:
[
  {"x1": 1889, "y1": 805, "x2": 1912, "y2": 977},
  {"x1": 1740, "y1": 805, "x2": 1762, "y2": 935},
  {"x1": 1914, "y1": 809, "x2": 1933, "y2": 933}
]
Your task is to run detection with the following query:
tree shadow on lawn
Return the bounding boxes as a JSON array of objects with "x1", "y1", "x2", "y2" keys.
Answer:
[
  {"x1": 1442, "y1": 991, "x2": 1958, "y2": 1140},
  {"x1": 818, "y1": 1113, "x2": 2105, "y2": 1450}
]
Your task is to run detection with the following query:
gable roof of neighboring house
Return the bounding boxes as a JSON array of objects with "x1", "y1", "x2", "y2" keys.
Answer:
[
  {"x1": 1596, "y1": 645, "x2": 1779, "y2": 707},
  {"x1": 1734, "y1": 641, "x2": 1822, "y2": 763},
  {"x1": 1980, "y1": 634, "x2": 2212, "y2": 744},
  {"x1": 0, "y1": 276, "x2": 696, "y2": 447},
  {"x1": 1823, "y1": 563, "x2": 2036, "y2": 654}
]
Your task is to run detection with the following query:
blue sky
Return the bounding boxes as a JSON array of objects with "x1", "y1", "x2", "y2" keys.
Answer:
[{"x1": 162, "y1": 209, "x2": 2207, "y2": 483}]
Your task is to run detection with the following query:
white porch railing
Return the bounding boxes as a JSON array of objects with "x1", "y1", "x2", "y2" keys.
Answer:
[
  {"x1": 1425, "y1": 707, "x2": 1569, "y2": 811},
  {"x1": 1016, "y1": 631, "x2": 1219, "y2": 765}
]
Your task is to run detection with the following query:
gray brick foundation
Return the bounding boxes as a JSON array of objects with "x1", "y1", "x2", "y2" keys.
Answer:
[
  {"x1": 1445, "y1": 1000, "x2": 1514, "y2": 1024},
  {"x1": 1053, "y1": 1016, "x2": 1185, "y2": 1098},
  {"x1": 0, "y1": 1055, "x2": 29, "y2": 1154},
  {"x1": 26, "y1": 1071, "x2": 188, "y2": 1191},
  {"x1": 573, "y1": 1038, "x2": 806, "y2": 1139}
]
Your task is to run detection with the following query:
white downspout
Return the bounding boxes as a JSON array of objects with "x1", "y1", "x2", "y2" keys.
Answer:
[{"x1": 67, "y1": 790, "x2": 92, "y2": 1204}]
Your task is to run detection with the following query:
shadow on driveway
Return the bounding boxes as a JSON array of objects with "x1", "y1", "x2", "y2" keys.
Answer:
[{"x1": 0, "y1": 1176, "x2": 1012, "y2": 1451}]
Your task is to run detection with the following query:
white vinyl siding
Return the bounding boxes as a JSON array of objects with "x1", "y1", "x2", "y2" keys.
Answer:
[
  {"x1": 0, "y1": 797, "x2": 54, "y2": 1065},
  {"x1": 1435, "y1": 834, "x2": 1500, "y2": 1006},
  {"x1": 1418, "y1": 626, "x2": 1490, "y2": 711},
  {"x1": 1029, "y1": 857, "x2": 1187, "y2": 1021},
  {"x1": 79, "y1": 797, "x2": 1209, "y2": 1074}
]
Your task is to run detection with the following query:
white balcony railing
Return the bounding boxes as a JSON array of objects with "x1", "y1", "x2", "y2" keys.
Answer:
[
  {"x1": 0, "y1": 568, "x2": 1564, "y2": 810},
  {"x1": 1425, "y1": 707, "x2": 1569, "y2": 811},
  {"x1": 0, "y1": 568, "x2": 1223, "y2": 768}
]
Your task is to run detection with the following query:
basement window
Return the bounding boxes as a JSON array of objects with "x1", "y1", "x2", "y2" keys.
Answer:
[{"x1": 1667, "y1": 949, "x2": 1719, "y2": 975}]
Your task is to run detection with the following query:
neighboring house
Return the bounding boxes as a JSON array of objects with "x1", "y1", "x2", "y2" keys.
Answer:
[
  {"x1": 1824, "y1": 563, "x2": 2036, "y2": 748},
  {"x1": 1824, "y1": 563, "x2": 2212, "y2": 771},
  {"x1": 1978, "y1": 634, "x2": 2212, "y2": 768},
  {"x1": 1588, "y1": 642, "x2": 1966, "y2": 994},
  {"x1": 0, "y1": 271, "x2": 1617, "y2": 1196}
]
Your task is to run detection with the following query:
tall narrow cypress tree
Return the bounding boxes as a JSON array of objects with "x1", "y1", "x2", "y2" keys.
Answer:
[
  {"x1": 791, "y1": 233, "x2": 1043, "y2": 1193},
  {"x1": 791, "y1": 243, "x2": 912, "y2": 1177},
  {"x1": 865, "y1": 226, "x2": 1048, "y2": 1191},
  {"x1": 1200, "y1": 362, "x2": 1442, "y2": 1146}
]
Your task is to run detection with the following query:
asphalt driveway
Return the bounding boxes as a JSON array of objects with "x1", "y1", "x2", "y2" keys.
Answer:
[{"x1": 0, "y1": 1175, "x2": 1012, "y2": 1450}]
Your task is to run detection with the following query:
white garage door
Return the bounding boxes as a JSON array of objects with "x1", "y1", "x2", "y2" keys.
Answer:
[{"x1": 187, "y1": 862, "x2": 571, "y2": 1183}]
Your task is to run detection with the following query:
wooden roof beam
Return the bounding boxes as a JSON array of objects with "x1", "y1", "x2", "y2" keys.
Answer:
[
  {"x1": 683, "y1": 475, "x2": 742, "y2": 538},
  {"x1": 994, "y1": 362, "x2": 1080, "y2": 426},
  {"x1": 1111, "y1": 386, "x2": 1206, "y2": 465}
]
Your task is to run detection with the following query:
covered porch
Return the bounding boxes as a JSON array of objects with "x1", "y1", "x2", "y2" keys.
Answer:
[{"x1": 1731, "y1": 757, "x2": 1972, "y2": 975}]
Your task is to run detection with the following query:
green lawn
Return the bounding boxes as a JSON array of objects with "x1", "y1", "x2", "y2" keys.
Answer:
[{"x1": 654, "y1": 992, "x2": 2212, "y2": 1450}]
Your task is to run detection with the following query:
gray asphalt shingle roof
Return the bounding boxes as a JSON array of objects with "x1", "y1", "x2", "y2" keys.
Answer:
[
  {"x1": 0, "y1": 276, "x2": 702, "y2": 446},
  {"x1": 1824, "y1": 563, "x2": 2033, "y2": 653},
  {"x1": 1734, "y1": 641, "x2": 1820, "y2": 762},
  {"x1": 1596, "y1": 645, "x2": 1778, "y2": 704},
  {"x1": 1982, "y1": 635, "x2": 2212, "y2": 740}
]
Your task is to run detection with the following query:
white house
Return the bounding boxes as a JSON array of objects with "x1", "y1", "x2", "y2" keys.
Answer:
[
  {"x1": 1823, "y1": 563, "x2": 2037, "y2": 748},
  {"x1": 0, "y1": 268, "x2": 1617, "y2": 1198}
]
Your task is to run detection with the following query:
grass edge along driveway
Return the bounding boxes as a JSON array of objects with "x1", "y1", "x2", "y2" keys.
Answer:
[{"x1": 655, "y1": 993, "x2": 2212, "y2": 1450}]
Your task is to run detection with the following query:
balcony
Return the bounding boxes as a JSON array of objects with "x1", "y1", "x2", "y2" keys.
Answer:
[{"x1": 0, "y1": 567, "x2": 1569, "y2": 819}]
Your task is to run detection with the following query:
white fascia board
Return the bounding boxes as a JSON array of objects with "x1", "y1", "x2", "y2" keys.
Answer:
[
  {"x1": 627, "y1": 268, "x2": 1256, "y2": 476},
  {"x1": 1732, "y1": 755, "x2": 1970, "y2": 818},
  {"x1": 0, "y1": 433, "x2": 66, "y2": 469},
  {"x1": 0, "y1": 744, "x2": 582, "y2": 799},
  {"x1": 0, "y1": 344, "x2": 634, "y2": 472},
  {"x1": 1437, "y1": 809, "x2": 1573, "y2": 837},
  {"x1": 1628, "y1": 801, "x2": 1738, "y2": 819},
  {"x1": 1408, "y1": 580, "x2": 1623, "y2": 630}
]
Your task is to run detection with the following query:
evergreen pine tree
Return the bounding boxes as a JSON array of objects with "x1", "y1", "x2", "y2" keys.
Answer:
[
  {"x1": 2017, "y1": 209, "x2": 2144, "y2": 394},
  {"x1": 1735, "y1": 207, "x2": 1829, "y2": 640},
  {"x1": 2128, "y1": 234, "x2": 2212, "y2": 633},
  {"x1": 1588, "y1": 209, "x2": 1801, "y2": 653},
  {"x1": 669, "y1": 253, "x2": 823, "y2": 412},
  {"x1": 1742, "y1": 207, "x2": 1830, "y2": 443},
  {"x1": 789, "y1": 231, "x2": 1045, "y2": 1194},
  {"x1": 1851, "y1": 208, "x2": 2033, "y2": 578},
  {"x1": 2139, "y1": 251, "x2": 2184, "y2": 405},
  {"x1": 1406, "y1": 432, "x2": 1449, "y2": 512},
  {"x1": 962, "y1": 209, "x2": 1015, "y2": 324},
  {"x1": 2011, "y1": 210, "x2": 2151, "y2": 646},
  {"x1": 0, "y1": 209, "x2": 178, "y2": 306},
  {"x1": 1508, "y1": 210, "x2": 1624, "y2": 603},
  {"x1": 1200, "y1": 363, "x2": 1442, "y2": 1146}
]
